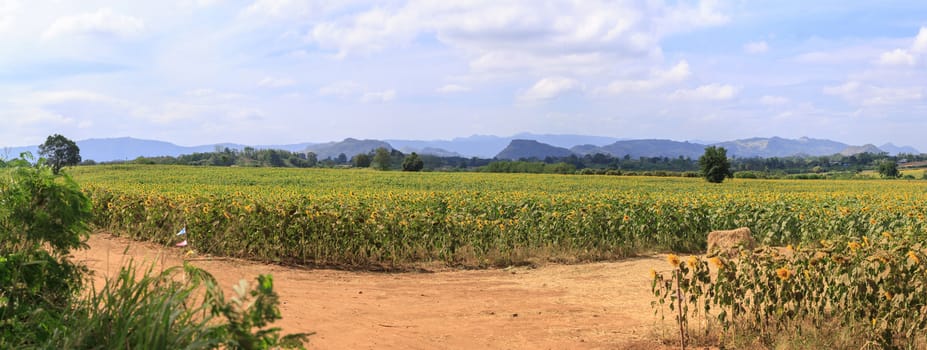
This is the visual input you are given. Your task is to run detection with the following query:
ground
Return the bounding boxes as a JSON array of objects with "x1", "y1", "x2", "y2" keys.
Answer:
[{"x1": 78, "y1": 233, "x2": 678, "y2": 350}]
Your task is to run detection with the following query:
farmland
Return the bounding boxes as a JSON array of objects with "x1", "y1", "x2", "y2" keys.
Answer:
[{"x1": 71, "y1": 165, "x2": 927, "y2": 268}]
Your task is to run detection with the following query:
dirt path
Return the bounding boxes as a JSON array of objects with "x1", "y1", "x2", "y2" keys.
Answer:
[{"x1": 77, "y1": 233, "x2": 673, "y2": 349}]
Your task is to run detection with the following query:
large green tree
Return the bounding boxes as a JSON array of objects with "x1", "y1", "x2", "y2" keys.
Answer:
[
  {"x1": 352, "y1": 153, "x2": 372, "y2": 168},
  {"x1": 38, "y1": 134, "x2": 81, "y2": 174},
  {"x1": 878, "y1": 160, "x2": 900, "y2": 178},
  {"x1": 401, "y1": 152, "x2": 424, "y2": 172},
  {"x1": 372, "y1": 147, "x2": 391, "y2": 170},
  {"x1": 699, "y1": 146, "x2": 731, "y2": 183}
]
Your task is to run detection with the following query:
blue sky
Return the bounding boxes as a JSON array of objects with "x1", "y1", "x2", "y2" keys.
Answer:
[{"x1": 2, "y1": 1, "x2": 926, "y2": 150}]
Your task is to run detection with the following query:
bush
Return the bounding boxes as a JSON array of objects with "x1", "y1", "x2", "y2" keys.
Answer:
[{"x1": 733, "y1": 171, "x2": 759, "y2": 179}]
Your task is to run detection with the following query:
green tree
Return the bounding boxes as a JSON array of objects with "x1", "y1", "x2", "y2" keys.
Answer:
[
  {"x1": 699, "y1": 146, "x2": 731, "y2": 183},
  {"x1": 878, "y1": 160, "x2": 900, "y2": 178},
  {"x1": 352, "y1": 153, "x2": 371, "y2": 168},
  {"x1": 305, "y1": 152, "x2": 318, "y2": 167},
  {"x1": 372, "y1": 148, "x2": 391, "y2": 170},
  {"x1": 1, "y1": 158, "x2": 91, "y2": 344},
  {"x1": 401, "y1": 152, "x2": 424, "y2": 172},
  {"x1": 38, "y1": 134, "x2": 81, "y2": 174}
]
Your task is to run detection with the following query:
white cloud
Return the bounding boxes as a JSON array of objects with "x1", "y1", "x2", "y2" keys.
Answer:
[
  {"x1": 258, "y1": 77, "x2": 296, "y2": 88},
  {"x1": 361, "y1": 89, "x2": 396, "y2": 103},
  {"x1": 912, "y1": 27, "x2": 927, "y2": 54},
  {"x1": 437, "y1": 84, "x2": 470, "y2": 93},
  {"x1": 306, "y1": 0, "x2": 728, "y2": 74},
  {"x1": 670, "y1": 83, "x2": 738, "y2": 100},
  {"x1": 601, "y1": 60, "x2": 690, "y2": 94},
  {"x1": 0, "y1": 0, "x2": 20, "y2": 34},
  {"x1": 759, "y1": 95, "x2": 789, "y2": 105},
  {"x1": 243, "y1": 0, "x2": 302, "y2": 18},
  {"x1": 518, "y1": 77, "x2": 580, "y2": 102},
  {"x1": 877, "y1": 48, "x2": 916, "y2": 66},
  {"x1": 743, "y1": 41, "x2": 768, "y2": 54},
  {"x1": 874, "y1": 27, "x2": 927, "y2": 66},
  {"x1": 42, "y1": 8, "x2": 144, "y2": 40}
]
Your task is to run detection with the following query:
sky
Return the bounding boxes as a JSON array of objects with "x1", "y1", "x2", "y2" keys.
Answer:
[{"x1": 1, "y1": 0, "x2": 926, "y2": 150}]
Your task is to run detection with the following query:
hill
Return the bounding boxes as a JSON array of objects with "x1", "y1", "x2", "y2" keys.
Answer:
[
  {"x1": 304, "y1": 138, "x2": 392, "y2": 160},
  {"x1": 714, "y1": 137, "x2": 850, "y2": 158},
  {"x1": 880, "y1": 143, "x2": 920, "y2": 156},
  {"x1": 578, "y1": 139, "x2": 707, "y2": 159},
  {"x1": 840, "y1": 144, "x2": 884, "y2": 156},
  {"x1": 495, "y1": 140, "x2": 574, "y2": 160}
]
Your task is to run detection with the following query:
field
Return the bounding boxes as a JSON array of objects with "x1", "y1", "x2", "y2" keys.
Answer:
[{"x1": 71, "y1": 165, "x2": 927, "y2": 268}]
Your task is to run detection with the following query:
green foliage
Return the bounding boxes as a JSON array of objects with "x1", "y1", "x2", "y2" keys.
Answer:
[
  {"x1": 1, "y1": 159, "x2": 91, "y2": 345},
  {"x1": 699, "y1": 146, "x2": 731, "y2": 183},
  {"x1": 352, "y1": 153, "x2": 372, "y2": 168},
  {"x1": 217, "y1": 275, "x2": 311, "y2": 349},
  {"x1": 372, "y1": 147, "x2": 391, "y2": 171},
  {"x1": 878, "y1": 160, "x2": 900, "y2": 178},
  {"x1": 1, "y1": 157, "x2": 308, "y2": 349},
  {"x1": 54, "y1": 263, "x2": 309, "y2": 350},
  {"x1": 38, "y1": 134, "x2": 82, "y2": 174},
  {"x1": 481, "y1": 161, "x2": 575, "y2": 174},
  {"x1": 401, "y1": 152, "x2": 424, "y2": 172}
]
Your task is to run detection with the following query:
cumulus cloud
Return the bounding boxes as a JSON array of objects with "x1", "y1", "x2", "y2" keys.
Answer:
[
  {"x1": 912, "y1": 27, "x2": 927, "y2": 54},
  {"x1": 437, "y1": 84, "x2": 470, "y2": 93},
  {"x1": 878, "y1": 48, "x2": 916, "y2": 66},
  {"x1": 601, "y1": 60, "x2": 690, "y2": 94},
  {"x1": 518, "y1": 77, "x2": 580, "y2": 102},
  {"x1": 42, "y1": 8, "x2": 144, "y2": 40},
  {"x1": 875, "y1": 27, "x2": 927, "y2": 66},
  {"x1": 759, "y1": 95, "x2": 789, "y2": 105},
  {"x1": 743, "y1": 41, "x2": 768, "y2": 54},
  {"x1": 306, "y1": 0, "x2": 728, "y2": 74},
  {"x1": 670, "y1": 83, "x2": 738, "y2": 100},
  {"x1": 361, "y1": 89, "x2": 397, "y2": 103}
]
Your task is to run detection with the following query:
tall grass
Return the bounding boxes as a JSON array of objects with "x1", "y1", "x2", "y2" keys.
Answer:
[{"x1": 50, "y1": 261, "x2": 309, "y2": 350}]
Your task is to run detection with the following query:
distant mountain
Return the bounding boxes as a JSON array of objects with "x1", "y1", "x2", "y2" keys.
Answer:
[
  {"x1": 879, "y1": 143, "x2": 920, "y2": 156},
  {"x1": 840, "y1": 144, "x2": 884, "y2": 156},
  {"x1": 388, "y1": 133, "x2": 622, "y2": 158},
  {"x1": 715, "y1": 137, "x2": 850, "y2": 158},
  {"x1": 585, "y1": 139, "x2": 707, "y2": 159},
  {"x1": 495, "y1": 140, "x2": 574, "y2": 160},
  {"x1": 304, "y1": 138, "x2": 391, "y2": 160}
]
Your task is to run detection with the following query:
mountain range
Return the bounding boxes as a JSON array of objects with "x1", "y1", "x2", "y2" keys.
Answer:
[{"x1": 1, "y1": 134, "x2": 920, "y2": 163}]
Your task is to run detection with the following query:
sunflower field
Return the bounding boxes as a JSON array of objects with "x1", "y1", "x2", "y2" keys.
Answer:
[{"x1": 71, "y1": 165, "x2": 927, "y2": 268}]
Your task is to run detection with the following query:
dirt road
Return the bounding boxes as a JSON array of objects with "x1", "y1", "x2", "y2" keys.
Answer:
[{"x1": 78, "y1": 233, "x2": 672, "y2": 349}]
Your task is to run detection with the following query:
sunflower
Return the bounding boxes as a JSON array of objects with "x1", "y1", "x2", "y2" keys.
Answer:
[
  {"x1": 775, "y1": 267, "x2": 792, "y2": 281},
  {"x1": 708, "y1": 256, "x2": 723, "y2": 269},
  {"x1": 667, "y1": 254, "x2": 681, "y2": 268}
]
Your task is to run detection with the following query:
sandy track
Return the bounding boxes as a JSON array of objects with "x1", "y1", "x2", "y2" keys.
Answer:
[{"x1": 77, "y1": 233, "x2": 672, "y2": 349}]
